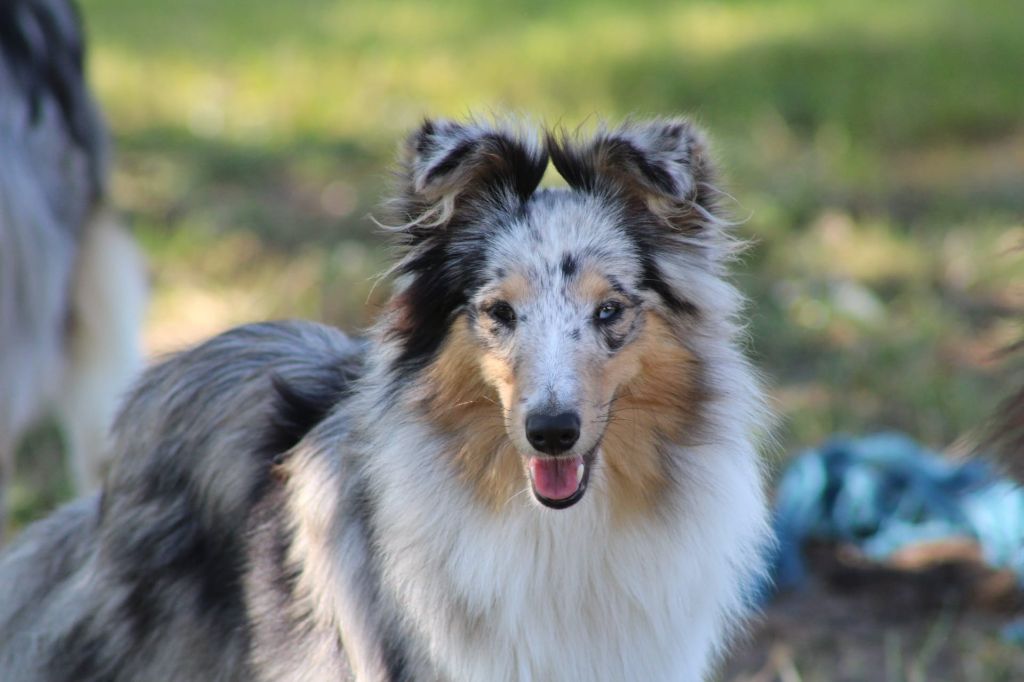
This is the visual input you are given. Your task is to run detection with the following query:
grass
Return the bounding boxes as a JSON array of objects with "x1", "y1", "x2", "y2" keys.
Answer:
[
  {"x1": 11, "y1": 0, "x2": 1024, "y2": 677},
  {"x1": 75, "y1": 0, "x2": 1022, "y2": 447}
]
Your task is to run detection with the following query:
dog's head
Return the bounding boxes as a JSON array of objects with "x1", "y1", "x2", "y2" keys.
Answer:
[{"x1": 382, "y1": 117, "x2": 736, "y2": 515}]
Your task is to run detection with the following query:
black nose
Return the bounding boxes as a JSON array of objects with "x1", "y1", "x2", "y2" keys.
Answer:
[{"x1": 525, "y1": 411, "x2": 580, "y2": 455}]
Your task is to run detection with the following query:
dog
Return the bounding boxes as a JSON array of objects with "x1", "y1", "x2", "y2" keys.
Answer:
[
  {"x1": 0, "y1": 0, "x2": 147, "y2": 535},
  {"x1": 0, "y1": 117, "x2": 771, "y2": 681}
]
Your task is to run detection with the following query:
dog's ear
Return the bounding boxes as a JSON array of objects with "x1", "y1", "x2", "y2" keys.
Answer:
[
  {"x1": 387, "y1": 118, "x2": 548, "y2": 234},
  {"x1": 548, "y1": 118, "x2": 723, "y2": 236}
]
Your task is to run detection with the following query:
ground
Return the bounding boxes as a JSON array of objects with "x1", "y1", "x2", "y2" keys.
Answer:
[
  {"x1": 11, "y1": 0, "x2": 1024, "y2": 678},
  {"x1": 723, "y1": 542, "x2": 1024, "y2": 681}
]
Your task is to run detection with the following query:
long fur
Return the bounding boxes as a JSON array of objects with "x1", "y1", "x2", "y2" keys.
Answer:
[
  {"x1": 0, "y1": 0, "x2": 147, "y2": 534},
  {"x1": 0, "y1": 116, "x2": 772, "y2": 681}
]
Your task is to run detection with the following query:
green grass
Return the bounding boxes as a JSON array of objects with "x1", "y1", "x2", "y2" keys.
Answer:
[
  {"x1": 12, "y1": 0, "x2": 1024, "y2": 677},
  {"x1": 75, "y1": 0, "x2": 1022, "y2": 447}
]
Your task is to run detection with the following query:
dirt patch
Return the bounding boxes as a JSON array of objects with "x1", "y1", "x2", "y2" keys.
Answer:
[{"x1": 723, "y1": 542, "x2": 1024, "y2": 682}]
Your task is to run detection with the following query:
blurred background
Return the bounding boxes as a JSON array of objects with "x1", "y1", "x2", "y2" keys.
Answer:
[{"x1": 14, "y1": 0, "x2": 1024, "y2": 678}]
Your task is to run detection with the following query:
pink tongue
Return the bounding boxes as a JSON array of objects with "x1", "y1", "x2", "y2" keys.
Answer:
[{"x1": 529, "y1": 456, "x2": 583, "y2": 500}]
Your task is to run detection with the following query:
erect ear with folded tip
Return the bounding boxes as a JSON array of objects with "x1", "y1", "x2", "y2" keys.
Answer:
[
  {"x1": 547, "y1": 118, "x2": 723, "y2": 236},
  {"x1": 387, "y1": 118, "x2": 549, "y2": 238}
]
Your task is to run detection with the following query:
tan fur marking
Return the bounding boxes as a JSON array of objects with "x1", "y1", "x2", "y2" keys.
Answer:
[
  {"x1": 423, "y1": 318, "x2": 524, "y2": 507},
  {"x1": 599, "y1": 313, "x2": 705, "y2": 520},
  {"x1": 575, "y1": 269, "x2": 614, "y2": 303},
  {"x1": 494, "y1": 272, "x2": 531, "y2": 305},
  {"x1": 422, "y1": 313, "x2": 703, "y2": 518}
]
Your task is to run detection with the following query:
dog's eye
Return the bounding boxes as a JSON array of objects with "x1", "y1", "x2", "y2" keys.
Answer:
[
  {"x1": 487, "y1": 301, "x2": 517, "y2": 326},
  {"x1": 595, "y1": 301, "x2": 623, "y2": 324}
]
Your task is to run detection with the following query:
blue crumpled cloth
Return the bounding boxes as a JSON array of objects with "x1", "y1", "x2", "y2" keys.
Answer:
[
  {"x1": 767, "y1": 432, "x2": 1024, "y2": 641},
  {"x1": 772, "y1": 432, "x2": 1024, "y2": 591}
]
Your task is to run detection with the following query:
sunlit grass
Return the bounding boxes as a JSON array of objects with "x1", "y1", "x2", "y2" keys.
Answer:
[
  {"x1": 84, "y1": 0, "x2": 1024, "y2": 146},
  {"x1": 72, "y1": 0, "x2": 1024, "y2": 453}
]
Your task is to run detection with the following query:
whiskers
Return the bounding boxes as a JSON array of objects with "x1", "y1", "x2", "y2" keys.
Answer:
[
  {"x1": 591, "y1": 391, "x2": 632, "y2": 427},
  {"x1": 503, "y1": 484, "x2": 534, "y2": 509},
  {"x1": 451, "y1": 394, "x2": 512, "y2": 430}
]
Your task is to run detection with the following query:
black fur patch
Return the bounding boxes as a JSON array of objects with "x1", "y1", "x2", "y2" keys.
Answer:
[
  {"x1": 381, "y1": 636, "x2": 413, "y2": 682},
  {"x1": 637, "y1": 247, "x2": 699, "y2": 317},
  {"x1": 389, "y1": 237, "x2": 486, "y2": 374},
  {"x1": 410, "y1": 122, "x2": 548, "y2": 207},
  {"x1": 548, "y1": 131, "x2": 679, "y2": 196},
  {"x1": 45, "y1": 617, "x2": 110, "y2": 680},
  {"x1": 244, "y1": 481, "x2": 347, "y2": 679},
  {"x1": 547, "y1": 129, "x2": 684, "y2": 200},
  {"x1": 560, "y1": 252, "x2": 578, "y2": 278},
  {"x1": 424, "y1": 138, "x2": 476, "y2": 184},
  {"x1": 603, "y1": 329, "x2": 627, "y2": 352},
  {"x1": 415, "y1": 119, "x2": 436, "y2": 153},
  {"x1": 46, "y1": 464, "x2": 253, "y2": 678},
  {"x1": 605, "y1": 138, "x2": 678, "y2": 196},
  {"x1": 348, "y1": 480, "x2": 415, "y2": 682},
  {"x1": 622, "y1": 196, "x2": 701, "y2": 317},
  {"x1": 121, "y1": 465, "x2": 248, "y2": 638},
  {"x1": 546, "y1": 131, "x2": 599, "y2": 192},
  {"x1": 262, "y1": 360, "x2": 363, "y2": 465},
  {"x1": 478, "y1": 133, "x2": 548, "y2": 203},
  {"x1": 607, "y1": 275, "x2": 627, "y2": 296}
]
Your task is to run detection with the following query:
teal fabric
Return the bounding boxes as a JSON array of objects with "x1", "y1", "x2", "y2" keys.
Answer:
[{"x1": 772, "y1": 432, "x2": 1024, "y2": 590}]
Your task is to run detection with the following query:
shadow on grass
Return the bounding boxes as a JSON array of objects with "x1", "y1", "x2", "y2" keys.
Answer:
[
  {"x1": 81, "y1": 0, "x2": 1023, "y2": 457},
  {"x1": 115, "y1": 127, "x2": 383, "y2": 249}
]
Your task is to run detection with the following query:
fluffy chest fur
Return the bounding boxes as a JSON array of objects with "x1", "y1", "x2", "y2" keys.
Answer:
[{"x1": 356, "y1": 421, "x2": 768, "y2": 682}]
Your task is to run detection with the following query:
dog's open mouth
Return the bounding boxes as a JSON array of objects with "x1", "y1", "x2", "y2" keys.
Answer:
[{"x1": 526, "y1": 450, "x2": 594, "y2": 509}]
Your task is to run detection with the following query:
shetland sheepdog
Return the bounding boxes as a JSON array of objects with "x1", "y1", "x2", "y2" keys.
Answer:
[
  {"x1": 0, "y1": 117, "x2": 770, "y2": 681},
  {"x1": 0, "y1": 0, "x2": 146, "y2": 537}
]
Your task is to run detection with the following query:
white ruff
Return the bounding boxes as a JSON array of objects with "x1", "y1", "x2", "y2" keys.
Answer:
[{"x1": 363, "y1": 421, "x2": 769, "y2": 682}]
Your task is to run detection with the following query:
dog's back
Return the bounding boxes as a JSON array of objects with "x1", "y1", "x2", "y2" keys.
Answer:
[{"x1": 0, "y1": 321, "x2": 362, "y2": 681}]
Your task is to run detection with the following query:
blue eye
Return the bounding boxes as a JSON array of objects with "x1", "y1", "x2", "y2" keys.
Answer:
[
  {"x1": 595, "y1": 301, "x2": 623, "y2": 324},
  {"x1": 488, "y1": 301, "x2": 516, "y2": 326}
]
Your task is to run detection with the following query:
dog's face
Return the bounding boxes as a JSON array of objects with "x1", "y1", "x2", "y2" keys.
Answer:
[
  {"x1": 385, "y1": 118, "x2": 726, "y2": 514},
  {"x1": 468, "y1": 198, "x2": 662, "y2": 508}
]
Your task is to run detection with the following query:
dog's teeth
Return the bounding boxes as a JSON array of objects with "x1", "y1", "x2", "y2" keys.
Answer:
[{"x1": 576, "y1": 461, "x2": 585, "y2": 484}]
